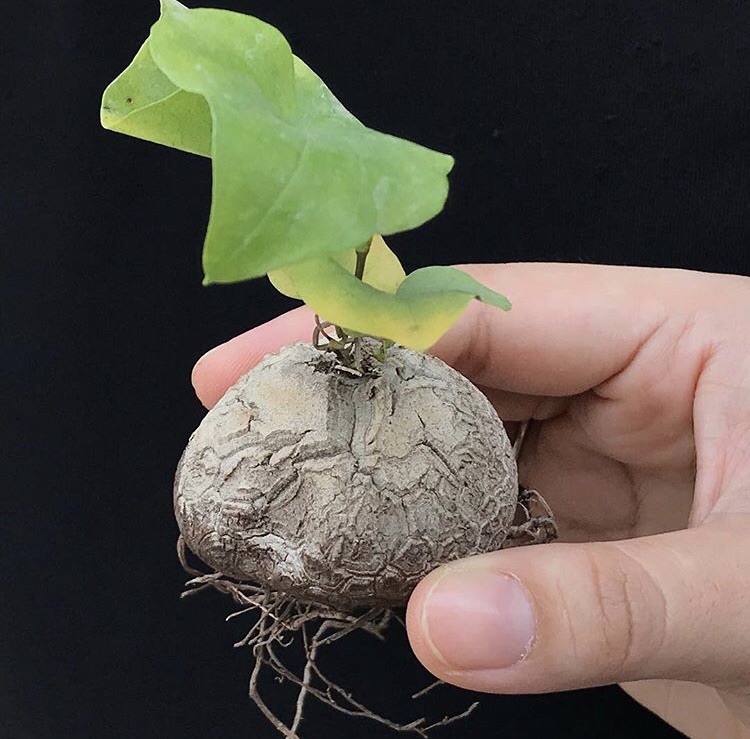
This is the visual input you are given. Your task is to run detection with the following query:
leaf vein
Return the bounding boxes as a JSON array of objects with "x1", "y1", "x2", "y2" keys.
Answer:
[{"x1": 233, "y1": 135, "x2": 312, "y2": 261}]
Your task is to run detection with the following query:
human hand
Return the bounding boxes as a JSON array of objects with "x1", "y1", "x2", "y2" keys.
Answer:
[{"x1": 191, "y1": 263, "x2": 750, "y2": 738}]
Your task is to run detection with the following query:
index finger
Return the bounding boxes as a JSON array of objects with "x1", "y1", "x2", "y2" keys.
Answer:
[
  {"x1": 191, "y1": 263, "x2": 686, "y2": 409},
  {"x1": 191, "y1": 306, "x2": 314, "y2": 408}
]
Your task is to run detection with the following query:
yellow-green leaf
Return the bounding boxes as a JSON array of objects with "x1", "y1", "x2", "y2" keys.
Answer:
[
  {"x1": 285, "y1": 258, "x2": 510, "y2": 351},
  {"x1": 100, "y1": 39, "x2": 212, "y2": 157},
  {"x1": 268, "y1": 234, "x2": 405, "y2": 298}
]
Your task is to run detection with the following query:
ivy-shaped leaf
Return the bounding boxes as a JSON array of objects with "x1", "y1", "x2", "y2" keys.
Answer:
[
  {"x1": 101, "y1": 0, "x2": 453, "y2": 284},
  {"x1": 285, "y1": 258, "x2": 511, "y2": 351}
]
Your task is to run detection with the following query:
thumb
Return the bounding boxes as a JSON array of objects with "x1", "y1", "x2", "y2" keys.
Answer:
[{"x1": 406, "y1": 517, "x2": 750, "y2": 694}]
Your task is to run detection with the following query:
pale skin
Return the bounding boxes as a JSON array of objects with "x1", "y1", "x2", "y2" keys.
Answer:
[{"x1": 192, "y1": 264, "x2": 750, "y2": 738}]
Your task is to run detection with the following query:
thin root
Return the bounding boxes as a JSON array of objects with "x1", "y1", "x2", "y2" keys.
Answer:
[
  {"x1": 503, "y1": 487, "x2": 558, "y2": 548},
  {"x1": 177, "y1": 536, "x2": 476, "y2": 739}
]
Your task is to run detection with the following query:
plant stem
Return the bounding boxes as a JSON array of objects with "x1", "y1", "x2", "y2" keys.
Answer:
[
  {"x1": 340, "y1": 240, "x2": 372, "y2": 369},
  {"x1": 314, "y1": 237, "x2": 376, "y2": 374},
  {"x1": 354, "y1": 239, "x2": 371, "y2": 281}
]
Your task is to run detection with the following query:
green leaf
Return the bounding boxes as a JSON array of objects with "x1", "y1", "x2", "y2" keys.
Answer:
[
  {"x1": 398, "y1": 266, "x2": 512, "y2": 310},
  {"x1": 285, "y1": 258, "x2": 511, "y2": 351},
  {"x1": 101, "y1": 1, "x2": 454, "y2": 284},
  {"x1": 100, "y1": 39, "x2": 212, "y2": 157},
  {"x1": 268, "y1": 234, "x2": 406, "y2": 298}
]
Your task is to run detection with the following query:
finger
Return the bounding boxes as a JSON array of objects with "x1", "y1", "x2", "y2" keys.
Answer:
[
  {"x1": 429, "y1": 262, "x2": 688, "y2": 396},
  {"x1": 476, "y1": 385, "x2": 569, "y2": 423},
  {"x1": 192, "y1": 263, "x2": 707, "y2": 407},
  {"x1": 406, "y1": 516, "x2": 750, "y2": 694},
  {"x1": 191, "y1": 306, "x2": 313, "y2": 408},
  {"x1": 620, "y1": 680, "x2": 750, "y2": 739}
]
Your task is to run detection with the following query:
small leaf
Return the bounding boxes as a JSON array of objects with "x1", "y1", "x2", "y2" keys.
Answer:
[
  {"x1": 101, "y1": 1, "x2": 453, "y2": 284},
  {"x1": 398, "y1": 266, "x2": 512, "y2": 310},
  {"x1": 268, "y1": 234, "x2": 405, "y2": 298},
  {"x1": 285, "y1": 258, "x2": 510, "y2": 351}
]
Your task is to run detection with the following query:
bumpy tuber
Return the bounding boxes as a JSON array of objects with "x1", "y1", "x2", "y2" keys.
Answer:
[{"x1": 175, "y1": 342, "x2": 518, "y2": 611}]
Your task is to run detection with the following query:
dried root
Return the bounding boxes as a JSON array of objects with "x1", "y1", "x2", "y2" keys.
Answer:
[
  {"x1": 502, "y1": 486, "x2": 558, "y2": 548},
  {"x1": 504, "y1": 420, "x2": 558, "y2": 548},
  {"x1": 311, "y1": 315, "x2": 394, "y2": 375},
  {"x1": 177, "y1": 536, "x2": 478, "y2": 738}
]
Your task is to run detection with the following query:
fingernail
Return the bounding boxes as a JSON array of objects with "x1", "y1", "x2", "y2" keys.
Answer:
[{"x1": 422, "y1": 569, "x2": 536, "y2": 671}]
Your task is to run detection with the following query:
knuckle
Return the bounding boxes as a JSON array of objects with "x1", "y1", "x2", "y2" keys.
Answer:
[
  {"x1": 579, "y1": 544, "x2": 668, "y2": 680},
  {"x1": 453, "y1": 303, "x2": 494, "y2": 382}
]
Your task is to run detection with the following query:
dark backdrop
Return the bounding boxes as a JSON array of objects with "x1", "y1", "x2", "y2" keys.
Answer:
[{"x1": 5, "y1": 1, "x2": 750, "y2": 737}]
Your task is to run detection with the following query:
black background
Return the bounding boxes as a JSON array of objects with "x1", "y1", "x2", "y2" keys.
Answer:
[{"x1": 5, "y1": 0, "x2": 750, "y2": 737}]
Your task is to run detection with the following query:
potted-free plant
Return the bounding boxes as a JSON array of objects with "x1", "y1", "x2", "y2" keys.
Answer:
[{"x1": 101, "y1": 2, "x2": 556, "y2": 735}]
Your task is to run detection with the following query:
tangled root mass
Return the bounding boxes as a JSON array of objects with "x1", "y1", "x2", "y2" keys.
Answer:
[{"x1": 178, "y1": 537, "x2": 480, "y2": 737}]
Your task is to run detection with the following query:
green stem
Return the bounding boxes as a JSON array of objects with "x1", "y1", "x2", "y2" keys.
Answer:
[
  {"x1": 354, "y1": 239, "x2": 371, "y2": 281},
  {"x1": 321, "y1": 237, "x2": 375, "y2": 372}
]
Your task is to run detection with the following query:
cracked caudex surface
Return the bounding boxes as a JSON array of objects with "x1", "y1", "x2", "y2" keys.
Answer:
[{"x1": 175, "y1": 342, "x2": 517, "y2": 610}]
